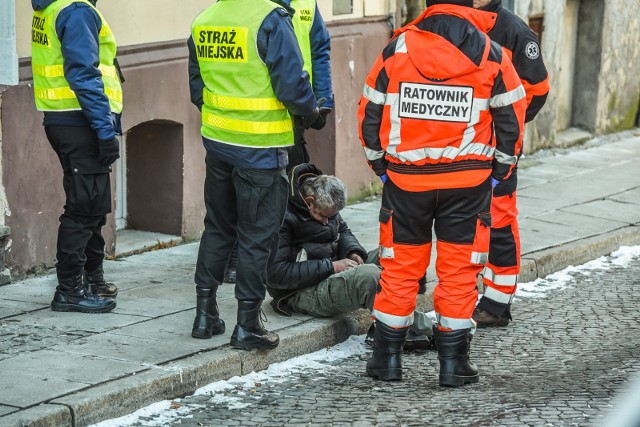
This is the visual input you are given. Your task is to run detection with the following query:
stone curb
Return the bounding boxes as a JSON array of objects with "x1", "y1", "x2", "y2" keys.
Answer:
[
  {"x1": 4, "y1": 314, "x2": 369, "y2": 427},
  {"x1": 520, "y1": 225, "x2": 640, "y2": 283}
]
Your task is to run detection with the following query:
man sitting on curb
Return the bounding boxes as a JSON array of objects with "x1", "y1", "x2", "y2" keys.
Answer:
[{"x1": 267, "y1": 163, "x2": 433, "y2": 349}]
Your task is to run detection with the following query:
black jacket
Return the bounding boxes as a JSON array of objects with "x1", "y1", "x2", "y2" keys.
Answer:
[
  {"x1": 480, "y1": 0, "x2": 549, "y2": 122},
  {"x1": 267, "y1": 164, "x2": 368, "y2": 313}
]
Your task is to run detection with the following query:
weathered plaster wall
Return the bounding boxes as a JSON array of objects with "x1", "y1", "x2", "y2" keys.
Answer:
[
  {"x1": 0, "y1": 92, "x2": 8, "y2": 228},
  {"x1": 596, "y1": 0, "x2": 640, "y2": 133},
  {"x1": 512, "y1": 0, "x2": 564, "y2": 152}
]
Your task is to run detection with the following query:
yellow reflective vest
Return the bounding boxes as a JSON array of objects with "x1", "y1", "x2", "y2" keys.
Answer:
[
  {"x1": 192, "y1": 0, "x2": 294, "y2": 148},
  {"x1": 291, "y1": 0, "x2": 315, "y2": 85},
  {"x1": 31, "y1": 0, "x2": 122, "y2": 113}
]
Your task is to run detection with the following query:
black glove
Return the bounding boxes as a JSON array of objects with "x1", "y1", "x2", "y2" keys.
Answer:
[
  {"x1": 97, "y1": 136, "x2": 120, "y2": 166},
  {"x1": 309, "y1": 107, "x2": 331, "y2": 130},
  {"x1": 301, "y1": 108, "x2": 320, "y2": 129}
]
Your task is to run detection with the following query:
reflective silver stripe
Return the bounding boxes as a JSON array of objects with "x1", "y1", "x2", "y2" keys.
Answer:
[
  {"x1": 386, "y1": 93, "x2": 402, "y2": 150},
  {"x1": 395, "y1": 33, "x2": 408, "y2": 54},
  {"x1": 483, "y1": 286, "x2": 515, "y2": 304},
  {"x1": 363, "y1": 84, "x2": 386, "y2": 105},
  {"x1": 471, "y1": 251, "x2": 488, "y2": 264},
  {"x1": 490, "y1": 84, "x2": 525, "y2": 108},
  {"x1": 436, "y1": 313, "x2": 476, "y2": 331},
  {"x1": 473, "y1": 97, "x2": 490, "y2": 110},
  {"x1": 494, "y1": 149, "x2": 519, "y2": 165},
  {"x1": 372, "y1": 309, "x2": 413, "y2": 328},
  {"x1": 482, "y1": 265, "x2": 518, "y2": 286},
  {"x1": 386, "y1": 142, "x2": 494, "y2": 162},
  {"x1": 379, "y1": 245, "x2": 395, "y2": 259},
  {"x1": 363, "y1": 146, "x2": 385, "y2": 161}
]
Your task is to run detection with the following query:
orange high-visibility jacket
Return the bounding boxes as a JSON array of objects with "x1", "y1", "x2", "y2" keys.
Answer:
[{"x1": 358, "y1": 4, "x2": 527, "y2": 192}]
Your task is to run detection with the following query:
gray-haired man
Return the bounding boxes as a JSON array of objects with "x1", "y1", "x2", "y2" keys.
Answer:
[{"x1": 267, "y1": 163, "x2": 433, "y2": 348}]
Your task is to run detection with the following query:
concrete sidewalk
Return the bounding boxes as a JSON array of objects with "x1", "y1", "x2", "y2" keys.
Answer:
[{"x1": 1, "y1": 131, "x2": 640, "y2": 427}]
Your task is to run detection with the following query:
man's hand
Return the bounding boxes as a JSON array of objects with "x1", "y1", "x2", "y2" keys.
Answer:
[
  {"x1": 491, "y1": 177, "x2": 499, "y2": 189},
  {"x1": 348, "y1": 253, "x2": 364, "y2": 265},
  {"x1": 379, "y1": 173, "x2": 388, "y2": 184},
  {"x1": 97, "y1": 136, "x2": 120, "y2": 166},
  {"x1": 332, "y1": 258, "x2": 359, "y2": 273}
]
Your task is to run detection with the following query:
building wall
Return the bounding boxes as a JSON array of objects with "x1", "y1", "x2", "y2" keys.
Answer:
[
  {"x1": 597, "y1": 0, "x2": 640, "y2": 133},
  {"x1": 513, "y1": 0, "x2": 640, "y2": 151},
  {"x1": 2, "y1": 0, "x2": 639, "y2": 276},
  {"x1": 1, "y1": 1, "x2": 392, "y2": 277}
]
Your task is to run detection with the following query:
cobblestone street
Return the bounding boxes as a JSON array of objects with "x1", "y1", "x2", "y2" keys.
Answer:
[{"x1": 105, "y1": 252, "x2": 640, "y2": 427}]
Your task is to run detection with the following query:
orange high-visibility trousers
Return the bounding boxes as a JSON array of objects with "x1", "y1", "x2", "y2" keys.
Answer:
[
  {"x1": 479, "y1": 171, "x2": 520, "y2": 317},
  {"x1": 372, "y1": 179, "x2": 492, "y2": 331}
]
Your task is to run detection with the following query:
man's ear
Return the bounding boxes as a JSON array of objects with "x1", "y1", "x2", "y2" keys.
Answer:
[{"x1": 304, "y1": 196, "x2": 315, "y2": 206}]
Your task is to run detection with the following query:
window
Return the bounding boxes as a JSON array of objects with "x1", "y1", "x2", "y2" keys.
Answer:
[
  {"x1": 333, "y1": 0, "x2": 353, "y2": 15},
  {"x1": 528, "y1": 15, "x2": 544, "y2": 43}
]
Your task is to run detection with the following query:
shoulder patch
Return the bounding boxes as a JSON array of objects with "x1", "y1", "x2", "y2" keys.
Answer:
[
  {"x1": 274, "y1": 7, "x2": 291, "y2": 17},
  {"x1": 525, "y1": 41, "x2": 540, "y2": 60}
]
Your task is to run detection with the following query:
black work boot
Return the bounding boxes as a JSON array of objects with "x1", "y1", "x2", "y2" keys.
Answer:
[
  {"x1": 230, "y1": 300, "x2": 279, "y2": 350},
  {"x1": 366, "y1": 321, "x2": 408, "y2": 381},
  {"x1": 435, "y1": 328, "x2": 479, "y2": 387},
  {"x1": 192, "y1": 287, "x2": 226, "y2": 339},
  {"x1": 85, "y1": 267, "x2": 118, "y2": 298},
  {"x1": 473, "y1": 306, "x2": 511, "y2": 328},
  {"x1": 224, "y1": 246, "x2": 238, "y2": 284},
  {"x1": 51, "y1": 273, "x2": 117, "y2": 313}
]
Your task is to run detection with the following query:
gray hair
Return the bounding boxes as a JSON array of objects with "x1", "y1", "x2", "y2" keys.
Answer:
[{"x1": 300, "y1": 175, "x2": 347, "y2": 211}]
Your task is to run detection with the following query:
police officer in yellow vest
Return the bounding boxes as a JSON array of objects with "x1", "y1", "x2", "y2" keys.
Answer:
[
  {"x1": 285, "y1": 0, "x2": 333, "y2": 169},
  {"x1": 31, "y1": 0, "x2": 122, "y2": 313},
  {"x1": 188, "y1": 0, "x2": 320, "y2": 350},
  {"x1": 221, "y1": 0, "x2": 333, "y2": 285}
]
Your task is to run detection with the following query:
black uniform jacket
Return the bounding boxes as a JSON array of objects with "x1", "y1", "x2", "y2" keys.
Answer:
[{"x1": 267, "y1": 163, "x2": 368, "y2": 315}]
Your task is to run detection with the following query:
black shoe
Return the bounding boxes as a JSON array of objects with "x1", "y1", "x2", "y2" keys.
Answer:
[
  {"x1": 473, "y1": 307, "x2": 510, "y2": 328},
  {"x1": 435, "y1": 328, "x2": 479, "y2": 387},
  {"x1": 51, "y1": 274, "x2": 116, "y2": 314},
  {"x1": 85, "y1": 267, "x2": 118, "y2": 298},
  {"x1": 366, "y1": 321, "x2": 408, "y2": 381},
  {"x1": 403, "y1": 327, "x2": 433, "y2": 352},
  {"x1": 364, "y1": 323, "x2": 375, "y2": 349},
  {"x1": 418, "y1": 274, "x2": 427, "y2": 295},
  {"x1": 230, "y1": 300, "x2": 279, "y2": 350},
  {"x1": 192, "y1": 287, "x2": 226, "y2": 339}
]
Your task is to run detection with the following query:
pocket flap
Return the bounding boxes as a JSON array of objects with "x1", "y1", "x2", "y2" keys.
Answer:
[
  {"x1": 379, "y1": 207, "x2": 394, "y2": 224},
  {"x1": 70, "y1": 157, "x2": 111, "y2": 175}
]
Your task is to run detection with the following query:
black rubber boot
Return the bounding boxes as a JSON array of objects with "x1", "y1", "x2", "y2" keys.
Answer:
[
  {"x1": 435, "y1": 328, "x2": 479, "y2": 387},
  {"x1": 224, "y1": 245, "x2": 238, "y2": 284},
  {"x1": 51, "y1": 273, "x2": 116, "y2": 313},
  {"x1": 85, "y1": 267, "x2": 118, "y2": 298},
  {"x1": 230, "y1": 300, "x2": 279, "y2": 350},
  {"x1": 366, "y1": 321, "x2": 408, "y2": 381},
  {"x1": 191, "y1": 287, "x2": 226, "y2": 339}
]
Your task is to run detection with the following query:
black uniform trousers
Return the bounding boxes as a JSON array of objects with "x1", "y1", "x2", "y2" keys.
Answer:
[
  {"x1": 194, "y1": 153, "x2": 288, "y2": 301},
  {"x1": 45, "y1": 125, "x2": 112, "y2": 284}
]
